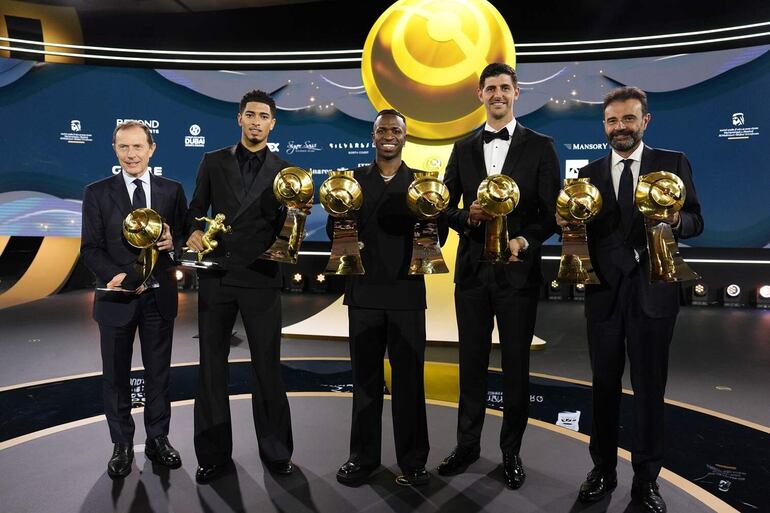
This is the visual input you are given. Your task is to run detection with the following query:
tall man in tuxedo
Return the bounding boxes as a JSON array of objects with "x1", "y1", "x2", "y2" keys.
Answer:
[
  {"x1": 562, "y1": 87, "x2": 702, "y2": 513},
  {"x1": 81, "y1": 121, "x2": 188, "y2": 478},
  {"x1": 331, "y1": 109, "x2": 447, "y2": 488},
  {"x1": 186, "y1": 90, "x2": 296, "y2": 483},
  {"x1": 438, "y1": 62, "x2": 560, "y2": 489}
]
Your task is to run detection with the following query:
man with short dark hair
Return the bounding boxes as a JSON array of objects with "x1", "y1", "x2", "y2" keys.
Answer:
[
  {"x1": 561, "y1": 86, "x2": 703, "y2": 513},
  {"x1": 331, "y1": 109, "x2": 445, "y2": 488},
  {"x1": 186, "y1": 89, "x2": 296, "y2": 483},
  {"x1": 81, "y1": 121, "x2": 187, "y2": 479},
  {"x1": 438, "y1": 62, "x2": 560, "y2": 490}
]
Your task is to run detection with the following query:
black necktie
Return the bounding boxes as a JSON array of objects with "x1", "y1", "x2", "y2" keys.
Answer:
[
  {"x1": 618, "y1": 159, "x2": 634, "y2": 232},
  {"x1": 483, "y1": 129, "x2": 510, "y2": 144},
  {"x1": 242, "y1": 153, "x2": 261, "y2": 190},
  {"x1": 132, "y1": 178, "x2": 147, "y2": 209}
]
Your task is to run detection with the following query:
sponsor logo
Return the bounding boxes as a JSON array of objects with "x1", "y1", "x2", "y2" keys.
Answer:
[
  {"x1": 267, "y1": 142, "x2": 280, "y2": 152},
  {"x1": 566, "y1": 159, "x2": 589, "y2": 178},
  {"x1": 309, "y1": 167, "x2": 348, "y2": 176},
  {"x1": 130, "y1": 377, "x2": 145, "y2": 407},
  {"x1": 286, "y1": 140, "x2": 322, "y2": 155},
  {"x1": 529, "y1": 394, "x2": 544, "y2": 403},
  {"x1": 693, "y1": 463, "x2": 747, "y2": 494},
  {"x1": 487, "y1": 391, "x2": 503, "y2": 405},
  {"x1": 60, "y1": 119, "x2": 93, "y2": 144},
  {"x1": 116, "y1": 118, "x2": 160, "y2": 134},
  {"x1": 112, "y1": 166, "x2": 163, "y2": 176},
  {"x1": 719, "y1": 112, "x2": 759, "y2": 140},
  {"x1": 556, "y1": 410, "x2": 581, "y2": 431},
  {"x1": 329, "y1": 141, "x2": 372, "y2": 155},
  {"x1": 185, "y1": 124, "x2": 205, "y2": 148},
  {"x1": 564, "y1": 143, "x2": 608, "y2": 151}
]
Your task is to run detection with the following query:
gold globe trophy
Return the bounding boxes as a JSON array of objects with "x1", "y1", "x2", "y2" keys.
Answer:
[
  {"x1": 99, "y1": 208, "x2": 163, "y2": 291},
  {"x1": 477, "y1": 175, "x2": 520, "y2": 263},
  {"x1": 320, "y1": 170, "x2": 365, "y2": 275},
  {"x1": 406, "y1": 171, "x2": 450, "y2": 274},
  {"x1": 261, "y1": 167, "x2": 314, "y2": 264},
  {"x1": 635, "y1": 171, "x2": 700, "y2": 283},
  {"x1": 180, "y1": 213, "x2": 232, "y2": 269},
  {"x1": 556, "y1": 178, "x2": 602, "y2": 284}
]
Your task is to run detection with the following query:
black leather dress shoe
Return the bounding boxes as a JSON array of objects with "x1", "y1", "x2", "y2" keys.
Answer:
[
  {"x1": 502, "y1": 453, "x2": 526, "y2": 489},
  {"x1": 632, "y1": 480, "x2": 667, "y2": 513},
  {"x1": 195, "y1": 461, "x2": 233, "y2": 484},
  {"x1": 107, "y1": 443, "x2": 134, "y2": 479},
  {"x1": 436, "y1": 446, "x2": 481, "y2": 476},
  {"x1": 336, "y1": 461, "x2": 378, "y2": 486},
  {"x1": 265, "y1": 459, "x2": 294, "y2": 476},
  {"x1": 578, "y1": 467, "x2": 617, "y2": 502},
  {"x1": 145, "y1": 435, "x2": 182, "y2": 469},
  {"x1": 395, "y1": 467, "x2": 430, "y2": 486}
]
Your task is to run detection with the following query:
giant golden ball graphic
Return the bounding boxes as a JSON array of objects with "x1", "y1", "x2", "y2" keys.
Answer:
[{"x1": 362, "y1": 0, "x2": 516, "y2": 141}]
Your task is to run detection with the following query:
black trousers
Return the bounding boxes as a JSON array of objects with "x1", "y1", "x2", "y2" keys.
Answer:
[
  {"x1": 587, "y1": 270, "x2": 676, "y2": 482},
  {"x1": 454, "y1": 264, "x2": 539, "y2": 455},
  {"x1": 99, "y1": 292, "x2": 174, "y2": 444},
  {"x1": 347, "y1": 306, "x2": 429, "y2": 471},
  {"x1": 193, "y1": 278, "x2": 293, "y2": 466}
]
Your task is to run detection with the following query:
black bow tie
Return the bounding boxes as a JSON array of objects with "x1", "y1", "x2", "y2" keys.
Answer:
[{"x1": 483, "y1": 129, "x2": 510, "y2": 143}]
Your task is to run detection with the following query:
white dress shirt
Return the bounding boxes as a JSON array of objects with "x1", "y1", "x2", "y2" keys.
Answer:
[
  {"x1": 483, "y1": 118, "x2": 517, "y2": 176},
  {"x1": 609, "y1": 142, "x2": 644, "y2": 200},
  {"x1": 122, "y1": 169, "x2": 151, "y2": 209}
]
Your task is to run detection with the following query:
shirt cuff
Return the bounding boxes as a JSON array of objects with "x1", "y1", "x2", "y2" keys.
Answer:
[{"x1": 515, "y1": 236, "x2": 529, "y2": 251}]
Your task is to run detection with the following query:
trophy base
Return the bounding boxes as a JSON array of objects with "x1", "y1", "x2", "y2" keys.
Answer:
[
  {"x1": 95, "y1": 287, "x2": 134, "y2": 293},
  {"x1": 260, "y1": 209, "x2": 306, "y2": 265},
  {"x1": 557, "y1": 254, "x2": 600, "y2": 285},
  {"x1": 408, "y1": 221, "x2": 449, "y2": 275},
  {"x1": 325, "y1": 255, "x2": 365, "y2": 275},
  {"x1": 645, "y1": 219, "x2": 701, "y2": 283},
  {"x1": 178, "y1": 259, "x2": 222, "y2": 270}
]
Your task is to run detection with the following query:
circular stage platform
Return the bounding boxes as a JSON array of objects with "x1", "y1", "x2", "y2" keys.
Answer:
[{"x1": 0, "y1": 395, "x2": 719, "y2": 513}]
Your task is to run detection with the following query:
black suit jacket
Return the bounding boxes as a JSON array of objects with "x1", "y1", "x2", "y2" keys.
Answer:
[
  {"x1": 81, "y1": 173, "x2": 188, "y2": 327},
  {"x1": 579, "y1": 145, "x2": 703, "y2": 320},
  {"x1": 444, "y1": 123, "x2": 561, "y2": 287},
  {"x1": 326, "y1": 163, "x2": 448, "y2": 310},
  {"x1": 187, "y1": 145, "x2": 291, "y2": 288}
]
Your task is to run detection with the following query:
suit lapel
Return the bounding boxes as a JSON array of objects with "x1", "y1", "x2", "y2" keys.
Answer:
[
  {"x1": 501, "y1": 122, "x2": 528, "y2": 178},
  {"x1": 470, "y1": 129, "x2": 487, "y2": 185},
  {"x1": 149, "y1": 173, "x2": 164, "y2": 214},
  {"x1": 222, "y1": 145, "x2": 246, "y2": 205},
  {"x1": 633, "y1": 145, "x2": 657, "y2": 229},
  {"x1": 108, "y1": 173, "x2": 133, "y2": 218},
  {"x1": 232, "y1": 148, "x2": 280, "y2": 222}
]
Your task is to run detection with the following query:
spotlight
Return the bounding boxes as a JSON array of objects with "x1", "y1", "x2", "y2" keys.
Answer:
[
  {"x1": 753, "y1": 285, "x2": 770, "y2": 309},
  {"x1": 548, "y1": 280, "x2": 569, "y2": 300},
  {"x1": 288, "y1": 272, "x2": 305, "y2": 293},
  {"x1": 175, "y1": 270, "x2": 184, "y2": 282},
  {"x1": 690, "y1": 282, "x2": 713, "y2": 306},
  {"x1": 721, "y1": 284, "x2": 743, "y2": 307},
  {"x1": 572, "y1": 283, "x2": 586, "y2": 301},
  {"x1": 175, "y1": 267, "x2": 196, "y2": 290},
  {"x1": 310, "y1": 272, "x2": 328, "y2": 293}
]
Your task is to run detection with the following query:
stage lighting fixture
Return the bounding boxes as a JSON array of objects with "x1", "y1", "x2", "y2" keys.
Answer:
[
  {"x1": 175, "y1": 270, "x2": 184, "y2": 282},
  {"x1": 753, "y1": 285, "x2": 770, "y2": 309},
  {"x1": 548, "y1": 280, "x2": 569, "y2": 300},
  {"x1": 288, "y1": 272, "x2": 305, "y2": 293},
  {"x1": 310, "y1": 273, "x2": 328, "y2": 293},
  {"x1": 690, "y1": 282, "x2": 712, "y2": 306},
  {"x1": 572, "y1": 283, "x2": 586, "y2": 301},
  {"x1": 722, "y1": 284, "x2": 743, "y2": 307},
  {"x1": 175, "y1": 268, "x2": 196, "y2": 290}
]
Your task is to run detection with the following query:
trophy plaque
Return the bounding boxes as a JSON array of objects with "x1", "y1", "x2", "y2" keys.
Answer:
[
  {"x1": 320, "y1": 170, "x2": 365, "y2": 275},
  {"x1": 635, "y1": 171, "x2": 700, "y2": 283},
  {"x1": 179, "y1": 213, "x2": 232, "y2": 269},
  {"x1": 477, "y1": 174, "x2": 520, "y2": 263},
  {"x1": 406, "y1": 171, "x2": 449, "y2": 274},
  {"x1": 556, "y1": 178, "x2": 602, "y2": 284},
  {"x1": 261, "y1": 166, "x2": 314, "y2": 264},
  {"x1": 97, "y1": 208, "x2": 163, "y2": 292}
]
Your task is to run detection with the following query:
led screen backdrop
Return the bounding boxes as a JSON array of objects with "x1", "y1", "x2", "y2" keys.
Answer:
[{"x1": 0, "y1": 44, "x2": 769, "y2": 247}]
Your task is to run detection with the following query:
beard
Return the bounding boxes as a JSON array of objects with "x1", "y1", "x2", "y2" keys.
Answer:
[{"x1": 606, "y1": 128, "x2": 643, "y2": 152}]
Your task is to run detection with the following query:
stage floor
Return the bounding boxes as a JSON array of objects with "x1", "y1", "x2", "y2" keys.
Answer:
[{"x1": 0, "y1": 290, "x2": 768, "y2": 512}]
